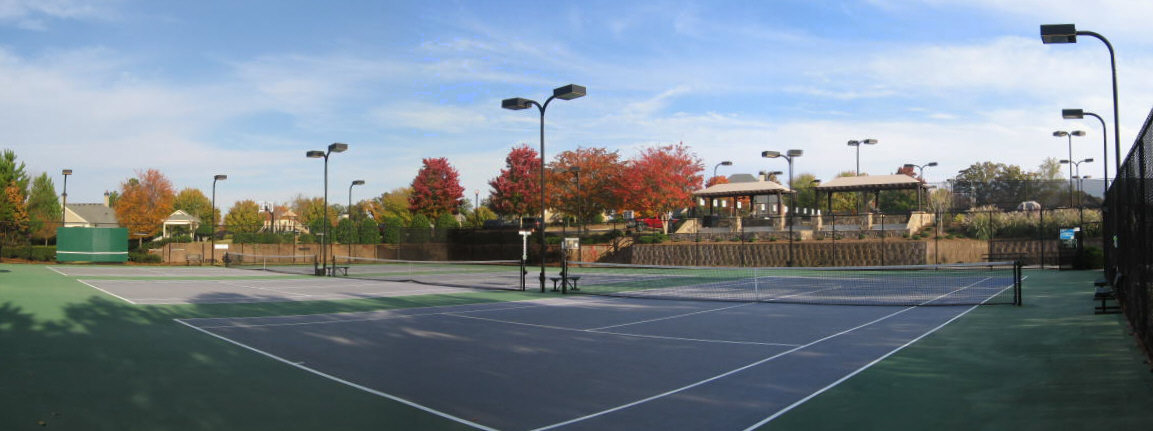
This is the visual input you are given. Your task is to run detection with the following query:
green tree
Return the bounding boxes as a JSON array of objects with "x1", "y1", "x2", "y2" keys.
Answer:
[
  {"x1": 334, "y1": 217, "x2": 356, "y2": 244},
  {"x1": 173, "y1": 188, "x2": 215, "y2": 227},
  {"x1": 26, "y1": 173, "x2": 60, "y2": 244},
  {"x1": 0, "y1": 149, "x2": 29, "y2": 194},
  {"x1": 369, "y1": 188, "x2": 413, "y2": 226},
  {"x1": 435, "y1": 213, "x2": 459, "y2": 230},
  {"x1": 790, "y1": 172, "x2": 821, "y2": 211},
  {"x1": 407, "y1": 213, "x2": 431, "y2": 243},
  {"x1": 358, "y1": 218, "x2": 381, "y2": 244},
  {"x1": 224, "y1": 200, "x2": 263, "y2": 234}
]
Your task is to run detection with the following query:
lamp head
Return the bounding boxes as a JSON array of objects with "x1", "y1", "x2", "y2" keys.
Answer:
[
  {"x1": 1062, "y1": 108, "x2": 1085, "y2": 119},
  {"x1": 306, "y1": 150, "x2": 325, "y2": 158},
  {"x1": 761, "y1": 150, "x2": 781, "y2": 159},
  {"x1": 927, "y1": 162, "x2": 938, "y2": 167},
  {"x1": 862, "y1": 138, "x2": 878, "y2": 145},
  {"x1": 62, "y1": 169, "x2": 72, "y2": 175},
  {"x1": 1083, "y1": 158, "x2": 1094, "y2": 163},
  {"x1": 1059, "y1": 159, "x2": 1071, "y2": 164},
  {"x1": 786, "y1": 149, "x2": 803, "y2": 158},
  {"x1": 1053, "y1": 131, "x2": 1068, "y2": 137},
  {"x1": 903, "y1": 164, "x2": 915, "y2": 169},
  {"x1": 1040, "y1": 24, "x2": 1077, "y2": 44},
  {"x1": 847, "y1": 140, "x2": 860, "y2": 147},
  {"x1": 720, "y1": 161, "x2": 733, "y2": 166},
  {"x1": 329, "y1": 142, "x2": 348, "y2": 153},
  {"x1": 214, "y1": 174, "x2": 228, "y2": 181},
  {"x1": 352, "y1": 179, "x2": 365, "y2": 186},
  {"x1": 501, "y1": 97, "x2": 533, "y2": 110},
  {"x1": 1071, "y1": 130, "x2": 1086, "y2": 137},
  {"x1": 553, "y1": 84, "x2": 586, "y2": 100}
]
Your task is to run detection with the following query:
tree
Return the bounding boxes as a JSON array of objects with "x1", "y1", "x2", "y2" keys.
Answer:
[
  {"x1": 0, "y1": 149, "x2": 29, "y2": 194},
  {"x1": 488, "y1": 144, "x2": 540, "y2": 220},
  {"x1": 173, "y1": 188, "x2": 215, "y2": 228},
  {"x1": 224, "y1": 200, "x2": 263, "y2": 234},
  {"x1": 358, "y1": 218, "x2": 381, "y2": 244},
  {"x1": 435, "y1": 213, "x2": 459, "y2": 230},
  {"x1": 26, "y1": 173, "x2": 60, "y2": 244},
  {"x1": 368, "y1": 187, "x2": 413, "y2": 226},
  {"x1": 618, "y1": 143, "x2": 704, "y2": 234},
  {"x1": 409, "y1": 157, "x2": 465, "y2": 219},
  {"x1": 292, "y1": 195, "x2": 336, "y2": 235},
  {"x1": 546, "y1": 147, "x2": 625, "y2": 228},
  {"x1": 790, "y1": 173, "x2": 821, "y2": 211},
  {"x1": 0, "y1": 181, "x2": 30, "y2": 246},
  {"x1": 828, "y1": 171, "x2": 860, "y2": 214},
  {"x1": 115, "y1": 169, "x2": 175, "y2": 242}
]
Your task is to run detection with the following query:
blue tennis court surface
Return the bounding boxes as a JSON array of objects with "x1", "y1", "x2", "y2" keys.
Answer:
[{"x1": 179, "y1": 296, "x2": 985, "y2": 430}]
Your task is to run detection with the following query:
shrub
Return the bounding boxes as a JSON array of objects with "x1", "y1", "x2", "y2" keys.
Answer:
[{"x1": 129, "y1": 250, "x2": 162, "y2": 263}]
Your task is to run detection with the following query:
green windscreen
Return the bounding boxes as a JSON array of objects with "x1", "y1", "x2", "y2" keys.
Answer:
[{"x1": 56, "y1": 227, "x2": 129, "y2": 263}]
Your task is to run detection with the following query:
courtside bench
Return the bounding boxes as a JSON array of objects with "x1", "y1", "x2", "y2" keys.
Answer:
[
  {"x1": 1094, "y1": 278, "x2": 1120, "y2": 314},
  {"x1": 549, "y1": 275, "x2": 581, "y2": 292},
  {"x1": 328, "y1": 265, "x2": 350, "y2": 276},
  {"x1": 185, "y1": 254, "x2": 203, "y2": 266}
]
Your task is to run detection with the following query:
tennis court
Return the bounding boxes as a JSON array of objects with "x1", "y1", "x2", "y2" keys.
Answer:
[{"x1": 179, "y1": 293, "x2": 999, "y2": 431}]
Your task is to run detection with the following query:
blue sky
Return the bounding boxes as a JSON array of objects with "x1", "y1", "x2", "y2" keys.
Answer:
[{"x1": 4, "y1": 0, "x2": 1153, "y2": 210}]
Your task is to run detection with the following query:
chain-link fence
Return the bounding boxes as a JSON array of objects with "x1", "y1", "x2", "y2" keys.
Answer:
[{"x1": 1107, "y1": 106, "x2": 1153, "y2": 362}]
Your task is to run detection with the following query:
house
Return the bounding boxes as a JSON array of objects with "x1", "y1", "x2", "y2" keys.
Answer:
[{"x1": 63, "y1": 192, "x2": 118, "y2": 228}]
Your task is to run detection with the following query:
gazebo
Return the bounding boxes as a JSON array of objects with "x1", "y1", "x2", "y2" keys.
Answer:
[
  {"x1": 814, "y1": 174, "x2": 930, "y2": 213},
  {"x1": 693, "y1": 179, "x2": 794, "y2": 229}
]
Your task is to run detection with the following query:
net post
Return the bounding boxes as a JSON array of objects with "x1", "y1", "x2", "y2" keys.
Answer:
[{"x1": 1015, "y1": 260, "x2": 1023, "y2": 306}]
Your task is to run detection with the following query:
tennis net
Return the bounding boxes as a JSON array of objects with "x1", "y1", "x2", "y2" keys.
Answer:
[
  {"x1": 225, "y1": 253, "x2": 318, "y2": 275},
  {"x1": 333, "y1": 256, "x2": 525, "y2": 291},
  {"x1": 564, "y1": 261, "x2": 1022, "y2": 306}
]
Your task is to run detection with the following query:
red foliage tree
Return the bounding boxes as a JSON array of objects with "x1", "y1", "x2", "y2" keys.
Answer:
[
  {"x1": 487, "y1": 145, "x2": 540, "y2": 219},
  {"x1": 618, "y1": 143, "x2": 704, "y2": 233},
  {"x1": 546, "y1": 147, "x2": 624, "y2": 225},
  {"x1": 408, "y1": 157, "x2": 465, "y2": 219}
]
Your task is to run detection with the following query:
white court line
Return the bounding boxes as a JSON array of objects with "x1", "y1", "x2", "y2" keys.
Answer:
[
  {"x1": 172, "y1": 319, "x2": 496, "y2": 431},
  {"x1": 741, "y1": 276, "x2": 1012, "y2": 430},
  {"x1": 447, "y1": 312, "x2": 800, "y2": 348},
  {"x1": 191, "y1": 303, "x2": 547, "y2": 329},
  {"x1": 529, "y1": 277, "x2": 995, "y2": 431},
  {"x1": 588, "y1": 302, "x2": 753, "y2": 331},
  {"x1": 76, "y1": 279, "x2": 139, "y2": 305}
]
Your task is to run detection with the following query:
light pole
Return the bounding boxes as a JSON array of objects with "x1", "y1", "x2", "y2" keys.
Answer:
[
  {"x1": 210, "y1": 174, "x2": 227, "y2": 265},
  {"x1": 763, "y1": 149, "x2": 803, "y2": 267},
  {"x1": 1060, "y1": 158, "x2": 1093, "y2": 205},
  {"x1": 713, "y1": 160, "x2": 733, "y2": 180},
  {"x1": 1042, "y1": 25, "x2": 1120, "y2": 178},
  {"x1": 348, "y1": 179, "x2": 364, "y2": 260},
  {"x1": 902, "y1": 162, "x2": 938, "y2": 211},
  {"x1": 307, "y1": 142, "x2": 349, "y2": 276},
  {"x1": 1054, "y1": 130, "x2": 1085, "y2": 207},
  {"x1": 847, "y1": 139, "x2": 878, "y2": 176},
  {"x1": 1062, "y1": 109, "x2": 1109, "y2": 198},
  {"x1": 568, "y1": 166, "x2": 582, "y2": 235},
  {"x1": 60, "y1": 169, "x2": 72, "y2": 229},
  {"x1": 502, "y1": 84, "x2": 586, "y2": 292}
]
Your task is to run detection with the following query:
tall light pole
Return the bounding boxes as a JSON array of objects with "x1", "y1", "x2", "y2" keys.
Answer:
[
  {"x1": 1054, "y1": 130, "x2": 1085, "y2": 207},
  {"x1": 568, "y1": 166, "x2": 582, "y2": 235},
  {"x1": 210, "y1": 174, "x2": 227, "y2": 265},
  {"x1": 1062, "y1": 109, "x2": 1109, "y2": 198},
  {"x1": 847, "y1": 139, "x2": 878, "y2": 176},
  {"x1": 60, "y1": 169, "x2": 72, "y2": 229},
  {"x1": 307, "y1": 142, "x2": 349, "y2": 276},
  {"x1": 763, "y1": 149, "x2": 803, "y2": 267},
  {"x1": 1060, "y1": 158, "x2": 1093, "y2": 205},
  {"x1": 902, "y1": 162, "x2": 938, "y2": 211},
  {"x1": 502, "y1": 84, "x2": 586, "y2": 292},
  {"x1": 1042, "y1": 25, "x2": 1120, "y2": 178},
  {"x1": 713, "y1": 160, "x2": 733, "y2": 180},
  {"x1": 348, "y1": 179, "x2": 365, "y2": 259}
]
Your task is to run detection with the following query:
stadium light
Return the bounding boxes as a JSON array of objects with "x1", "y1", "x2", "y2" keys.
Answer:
[
  {"x1": 502, "y1": 84, "x2": 586, "y2": 292},
  {"x1": 763, "y1": 149, "x2": 803, "y2": 267},
  {"x1": 1054, "y1": 131, "x2": 1085, "y2": 207},
  {"x1": 211, "y1": 174, "x2": 227, "y2": 265},
  {"x1": 307, "y1": 143, "x2": 349, "y2": 276}
]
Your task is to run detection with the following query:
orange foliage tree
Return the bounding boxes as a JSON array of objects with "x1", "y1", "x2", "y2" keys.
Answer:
[
  {"x1": 618, "y1": 143, "x2": 704, "y2": 233},
  {"x1": 546, "y1": 147, "x2": 624, "y2": 225},
  {"x1": 115, "y1": 169, "x2": 175, "y2": 241}
]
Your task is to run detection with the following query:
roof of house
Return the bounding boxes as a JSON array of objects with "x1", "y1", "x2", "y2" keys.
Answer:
[
  {"x1": 694, "y1": 180, "x2": 793, "y2": 198},
  {"x1": 814, "y1": 174, "x2": 928, "y2": 192},
  {"x1": 66, "y1": 203, "x2": 119, "y2": 226}
]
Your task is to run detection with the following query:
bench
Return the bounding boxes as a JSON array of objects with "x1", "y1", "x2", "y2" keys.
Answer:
[
  {"x1": 1093, "y1": 278, "x2": 1120, "y2": 314},
  {"x1": 185, "y1": 254, "x2": 203, "y2": 266},
  {"x1": 548, "y1": 275, "x2": 581, "y2": 292},
  {"x1": 328, "y1": 265, "x2": 350, "y2": 276}
]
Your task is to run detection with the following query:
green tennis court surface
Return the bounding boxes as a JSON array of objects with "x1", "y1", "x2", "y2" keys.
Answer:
[{"x1": 2, "y1": 264, "x2": 1152, "y2": 430}]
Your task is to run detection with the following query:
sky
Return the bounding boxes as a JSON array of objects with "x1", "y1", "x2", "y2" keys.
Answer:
[{"x1": 3, "y1": 0, "x2": 1153, "y2": 211}]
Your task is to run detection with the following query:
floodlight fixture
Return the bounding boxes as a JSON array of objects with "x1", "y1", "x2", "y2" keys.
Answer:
[
  {"x1": 553, "y1": 84, "x2": 587, "y2": 100},
  {"x1": 306, "y1": 150, "x2": 325, "y2": 158},
  {"x1": 329, "y1": 142, "x2": 348, "y2": 153},
  {"x1": 761, "y1": 151, "x2": 780, "y2": 159},
  {"x1": 1040, "y1": 24, "x2": 1077, "y2": 44}
]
